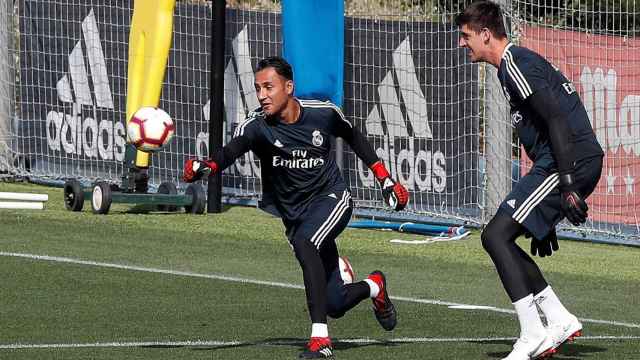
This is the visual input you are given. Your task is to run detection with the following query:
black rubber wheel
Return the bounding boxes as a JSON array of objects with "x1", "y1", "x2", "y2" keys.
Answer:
[
  {"x1": 91, "y1": 181, "x2": 112, "y2": 215},
  {"x1": 63, "y1": 179, "x2": 84, "y2": 211},
  {"x1": 184, "y1": 183, "x2": 206, "y2": 214},
  {"x1": 157, "y1": 181, "x2": 178, "y2": 212}
]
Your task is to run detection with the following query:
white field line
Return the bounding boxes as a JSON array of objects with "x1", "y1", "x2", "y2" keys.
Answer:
[
  {"x1": 2, "y1": 251, "x2": 639, "y2": 330},
  {"x1": 1, "y1": 336, "x2": 640, "y2": 350}
]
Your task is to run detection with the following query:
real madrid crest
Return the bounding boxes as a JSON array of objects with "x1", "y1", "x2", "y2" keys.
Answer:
[
  {"x1": 511, "y1": 110, "x2": 523, "y2": 125},
  {"x1": 312, "y1": 130, "x2": 323, "y2": 147}
]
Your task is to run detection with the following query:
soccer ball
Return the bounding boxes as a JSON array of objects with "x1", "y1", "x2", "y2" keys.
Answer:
[
  {"x1": 338, "y1": 257, "x2": 356, "y2": 284},
  {"x1": 127, "y1": 107, "x2": 175, "y2": 152}
]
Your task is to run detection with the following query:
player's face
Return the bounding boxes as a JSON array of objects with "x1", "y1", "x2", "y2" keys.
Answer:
[
  {"x1": 458, "y1": 24, "x2": 489, "y2": 63},
  {"x1": 254, "y1": 67, "x2": 294, "y2": 117}
]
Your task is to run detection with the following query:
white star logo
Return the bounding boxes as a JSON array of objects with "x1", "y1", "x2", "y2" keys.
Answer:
[
  {"x1": 606, "y1": 168, "x2": 617, "y2": 194},
  {"x1": 624, "y1": 168, "x2": 634, "y2": 195}
]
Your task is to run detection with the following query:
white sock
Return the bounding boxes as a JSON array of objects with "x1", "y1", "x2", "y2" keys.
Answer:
[
  {"x1": 513, "y1": 294, "x2": 546, "y2": 339},
  {"x1": 311, "y1": 323, "x2": 328, "y2": 338},
  {"x1": 364, "y1": 278, "x2": 380, "y2": 298},
  {"x1": 534, "y1": 286, "x2": 573, "y2": 325}
]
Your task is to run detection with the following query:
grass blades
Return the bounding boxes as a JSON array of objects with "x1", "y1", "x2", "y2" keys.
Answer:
[{"x1": 1, "y1": 181, "x2": 639, "y2": 359}]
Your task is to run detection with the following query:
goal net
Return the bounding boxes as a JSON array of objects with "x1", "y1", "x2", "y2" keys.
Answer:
[
  {"x1": 507, "y1": 0, "x2": 640, "y2": 243},
  {"x1": 6, "y1": 0, "x2": 639, "y2": 244}
]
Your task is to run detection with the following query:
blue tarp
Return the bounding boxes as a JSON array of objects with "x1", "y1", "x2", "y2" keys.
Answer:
[
  {"x1": 349, "y1": 219, "x2": 468, "y2": 236},
  {"x1": 281, "y1": 0, "x2": 344, "y2": 106}
]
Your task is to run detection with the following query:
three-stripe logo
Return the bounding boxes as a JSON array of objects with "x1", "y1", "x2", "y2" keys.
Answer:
[
  {"x1": 46, "y1": 9, "x2": 125, "y2": 161},
  {"x1": 357, "y1": 36, "x2": 446, "y2": 193}
]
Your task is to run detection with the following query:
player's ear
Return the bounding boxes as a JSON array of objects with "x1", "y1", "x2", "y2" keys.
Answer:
[
  {"x1": 285, "y1": 79, "x2": 294, "y2": 95},
  {"x1": 481, "y1": 27, "x2": 491, "y2": 42}
]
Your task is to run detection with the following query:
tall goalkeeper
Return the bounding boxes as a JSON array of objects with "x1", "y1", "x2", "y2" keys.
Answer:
[
  {"x1": 456, "y1": 2, "x2": 604, "y2": 360},
  {"x1": 183, "y1": 56, "x2": 408, "y2": 359}
]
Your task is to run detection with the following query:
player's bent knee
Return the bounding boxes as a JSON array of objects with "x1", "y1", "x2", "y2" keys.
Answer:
[
  {"x1": 480, "y1": 227, "x2": 497, "y2": 255},
  {"x1": 481, "y1": 217, "x2": 507, "y2": 255},
  {"x1": 481, "y1": 213, "x2": 521, "y2": 255}
]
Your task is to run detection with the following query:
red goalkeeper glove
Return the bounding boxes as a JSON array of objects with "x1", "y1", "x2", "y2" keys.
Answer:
[
  {"x1": 370, "y1": 161, "x2": 409, "y2": 211},
  {"x1": 182, "y1": 159, "x2": 218, "y2": 183}
]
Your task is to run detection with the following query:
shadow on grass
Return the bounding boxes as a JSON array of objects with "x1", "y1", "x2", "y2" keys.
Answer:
[
  {"x1": 478, "y1": 339, "x2": 607, "y2": 359},
  {"x1": 140, "y1": 337, "x2": 401, "y2": 352},
  {"x1": 126, "y1": 203, "x2": 235, "y2": 214}
]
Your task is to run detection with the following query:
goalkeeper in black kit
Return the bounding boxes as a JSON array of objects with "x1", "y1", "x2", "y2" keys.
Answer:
[
  {"x1": 183, "y1": 56, "x2": 408, "y2": 359},
  {"x1": 456, "y1": 2, "x2": 603, "y2": 360}
]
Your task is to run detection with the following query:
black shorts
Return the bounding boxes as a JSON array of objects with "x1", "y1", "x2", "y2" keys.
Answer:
[
  {"x1": 498, "y1": 156, "x2": 603, "y2": 240},
  {"x1": 284, "y1": 190, "x2": 353, "y2": 250}
]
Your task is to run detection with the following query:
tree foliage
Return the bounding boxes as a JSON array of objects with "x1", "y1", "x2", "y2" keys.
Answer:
[
  {"x1": 221, "y1": 0, "x2": 639, "y2": 37},
  {"x1": 439, "y1": 0, "x2": 639, "y2": 37}
]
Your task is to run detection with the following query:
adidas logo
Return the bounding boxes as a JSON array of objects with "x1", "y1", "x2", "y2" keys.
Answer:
[
  {"x1": 507, "y1": 199, "x2": 516, "y2": 208},
  {"x1": 355, "y1": 37, "x2": 446, "y2": 192},
  {"x1": 198, "y1": 25, "x2": 260, "y2": 177},
  {"x1": 46, "y1": 9, "x2": 125, "y2": 161}
]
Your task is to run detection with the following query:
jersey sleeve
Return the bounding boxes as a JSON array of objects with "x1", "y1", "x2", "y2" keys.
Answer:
[
  {"x1": 210, "y1": 115, "x2": 257, "y2": 169},
  {"x1": 502, "y1": 52, "x2": 548, "y2": 101},
  {"x1": 326, "y1": 102, "x2": 353, "y2": 137},
  {"x1": 328, "y1": 102, "x2": 379, "y2": 167},
  {"x1": 526, "y1": 87, "x2": 575, "y2": 175}
]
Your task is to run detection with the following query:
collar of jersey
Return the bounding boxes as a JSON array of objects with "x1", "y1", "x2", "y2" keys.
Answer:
[
  {"x1": 501, "y1": 42, "x2": 515, "y2": 61},
  {"x1": 266, "y1": 100, "x2": 304, "y2": 126}
]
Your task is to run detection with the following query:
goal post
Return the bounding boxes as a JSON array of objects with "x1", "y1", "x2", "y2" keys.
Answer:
[
  {"x1": 207, "y1": 0, "x2": 226, "y2": 213},
  {"x1": 0, "y1": 0, "x2": 13, "y2": 176},
  {"x1": 483, "y1": 0, "x2": 513, "y2": 222}
]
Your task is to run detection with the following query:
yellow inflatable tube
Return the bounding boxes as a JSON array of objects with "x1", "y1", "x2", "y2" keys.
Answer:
[{"x1": 126, "y1": 0, "x2": 176, "y2": 168}]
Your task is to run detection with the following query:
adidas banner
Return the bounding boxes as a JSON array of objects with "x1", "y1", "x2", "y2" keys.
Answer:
[
  {"x1": 19, "y1": 1, "x2": 131, "y2": 175},
  {"x1": 343, "y1": 20, "x2": 480, "y2": 211},
  {"x1": 18, "y1": 1, "x2": 278, "y2": 188},
  {"x1": 19, "y1": 1, "x2": 479, "y2": 212},
  {"x1": 18, "y1": 1, "x2": 213, "y2": 180}
]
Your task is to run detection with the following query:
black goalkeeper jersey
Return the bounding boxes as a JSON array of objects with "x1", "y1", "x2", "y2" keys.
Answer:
[
  {"x1": 230, "y1": 99, "x2": 358, "y2": 221},
  {"x1": 498, "y1": 43, "x2": 603, "y2": 167}
]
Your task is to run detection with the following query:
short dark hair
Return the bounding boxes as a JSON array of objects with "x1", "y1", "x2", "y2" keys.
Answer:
[
  {"x1": 455, "y1": 1, "x2": 507, "y2": 39},
  {"x1": 256, "y1": 56, "x2": 294, "y2": 81}
]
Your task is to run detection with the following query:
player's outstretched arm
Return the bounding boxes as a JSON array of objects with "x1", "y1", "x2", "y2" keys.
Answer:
[
  {"x1": 337, "y1": 123, "x2": 409, "y2": 211},
  {"x1": 182, "y1": 136, "x2": 250, "y2": 183}
]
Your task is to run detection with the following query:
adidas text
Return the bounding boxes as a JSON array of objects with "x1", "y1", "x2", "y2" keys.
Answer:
[
  {"x1": 46, "y1": 9, "x2": 125, "y2": 161},
  {"x1": 356, "y1": 37, "x2": 446, "y2": 192}
]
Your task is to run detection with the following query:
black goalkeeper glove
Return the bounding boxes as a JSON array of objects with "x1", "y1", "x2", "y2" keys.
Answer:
[
  {"x1": 559, "y1": 173, "x2": 588, "y2": 226},
  {"x1": 529, "y1": 230, "x2": 559, "y2": 258}
]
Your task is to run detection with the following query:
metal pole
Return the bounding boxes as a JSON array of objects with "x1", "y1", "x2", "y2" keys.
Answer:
[
  {"x1": 483, "y1": 0, "x2": 512, "y2": 222},
  {"x1": 208, "y1": 0, "x2": 226, "y2": 213},
  {"x1": 0, "y1": 0, "x2": 13, "y2": 173}
]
